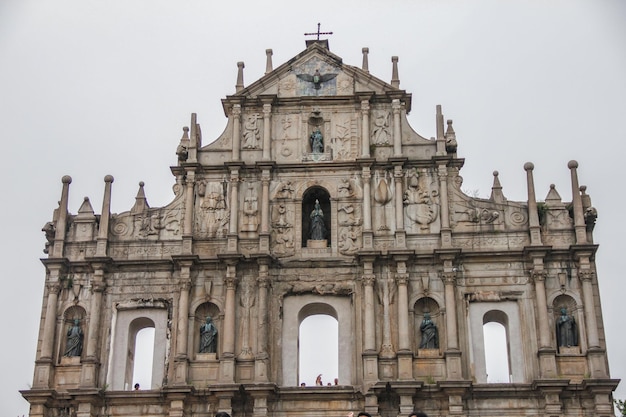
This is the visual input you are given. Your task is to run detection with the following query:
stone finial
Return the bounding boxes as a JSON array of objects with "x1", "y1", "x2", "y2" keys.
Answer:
[
  {"x1": 445, "y1": 119, "x2": 457, "y2": 153},
  {"x1": 391, "y1": 56, "x2": 400, "y2": 88},
  {"x1": 362, "y1": 47, "x2": 369, "y2": 72},
  {"x1": 76, "y1": 197, "x2": 95, "y2": 218},
  {"x1": 545, "y1": 184, "x2": 562, "y2": 206},
  {"x1": 236, "y1": 61, "x2": 245, "y2": 93},
  {"x1": 265, "y1": 49, "x2": 273, "y2": 74},
  {"x1": 131, "y1": 181, "x2": 150, "y2": 214},
  {"x1": 176, "y1": 126, "x2": 190, "y2": 162},
  {"x1": 489, "y1": 171, "x2": 506, "y2": 203}
]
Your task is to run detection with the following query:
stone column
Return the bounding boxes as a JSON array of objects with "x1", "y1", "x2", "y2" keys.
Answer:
[
  {"x1": 228, "y1": 170, "x2": 240, "y2": 235},
  {"x1": 95, "y1": 175, "x2": 113, "y2": 257},
  {"x1": 362, "y1": 166, "x2": 373, "y2": 248},
  {"x1": 379, "y1": 272, "x2": 395, "y2": 358},
  {"x1": 568, "y1": 160, "x2": 587, "y2": 244},
  {"x1": 532, "y1": 267, "x2": 558, "y2": 378},
  {"x1": 525, "y1": 162, "x2": 543, "y2": 245},
  {"x1": 255, "y1": 261, "x2": 269, "y2": 381},
  {"x1": 392, "y1": 99, "x2": 402, "y2": 156},
  {"x1": 34, "y1": 271, "x2": 61, "y2": 388},
  {"x1": 580, "y1": 270, "x2": 600, "y2": 349},
  {"x1": 396, "y1": 261, "x2": 412, "y2": 380},
  {"x1": 260, "y1": 170, "x2": 270, "y2": 252},
  {"x1": 80, "y1": 266, "x2": 106, "y2": 387},
  {"x1": 393, "y1": 165, "x2": 405, "y2": 240},
  {"x1": 262, "y1": 103, "x2": 272, "y2": 160},
  {"x1": 362, "y1": 261, "x2": 379, "y2": 382},
  {"x1": 437, "y1": 165, "x2": 451, "y2": 248},
  {"x1": 442, "y1": 267, "x2": 463, "y2": 379},
  {"x1": 173, "y1": 263, "x2": 192, "y2": 385},
  {"x1": 361, "y1": 100, "x2": 371, "y2": 157},
  {"x1": 221, "y1": 264, "x2": 238, "y2": 382},
  {"x1": 232, "y1": 104, "x2": 242, "y2": 161},
  {"x1": 52, "y1": 175, "x2": 72, "y2": 258}
]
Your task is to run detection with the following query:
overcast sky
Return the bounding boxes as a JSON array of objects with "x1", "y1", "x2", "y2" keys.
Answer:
[{"x1": 1, "y1": 1, "x2": 625, "y2": 415}]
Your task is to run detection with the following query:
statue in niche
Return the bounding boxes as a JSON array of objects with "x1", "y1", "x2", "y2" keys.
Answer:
[
  {"x1": 199, "y1": 317, "x2": 218, "y2": 353},
  {"x1": 403, "y1": 169, "x2": 439, "y2": 231},
  {"x1": 418, "y1": 313, "x2": 439, "y2": 349},
  {"x1": 242, "y1": 114, "x2": 260, "y2": 149},
  {"x1": 309, "y1": 199, "x2": 327, "y2": 240},
  {"x1": 371, "y1": 111, "x2": 391, "y2": 145},
  {"x1": 64, "y1": 319, "x2": 84, "y2": 357},
  {"x1": 556, "y1": 307, "x2": 578, "y2": 347},
  {"x1": 310, "y1": 128, "x2": 324, "y2": 153}
]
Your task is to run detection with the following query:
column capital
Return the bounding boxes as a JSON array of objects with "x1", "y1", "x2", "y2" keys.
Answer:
[
  {"x1": 395, "y1": 273, "x2": 409, "y2": 286},
  {"x1": 262, "y1": 103, "x2": 271, "y2": 114},
  {"x1": 225, "y1": 275, "x2": 239, "y2": 289},
  {"x1": 530, "y1": 269, "x2": 548, "y2": 283},
  {"x1": 91, "y1": 280, "x2": 107, "y2": 293},
  {"x1": 440, "y1": 272, "x2": 457, "y2": 285},
  {"x1": 362, "y1": 274, "x2": 376, "y2": 286},
  {"x1": 47, "y1": 281, "x2": 61, "y2": 294},
  {"x1": 579, "y1": 269, "x2": 595, "y2": 282}
]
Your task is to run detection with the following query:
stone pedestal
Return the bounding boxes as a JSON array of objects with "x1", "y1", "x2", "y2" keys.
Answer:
[{"x1": 307, "y1": 239, "x2": 327, "y2": 248}]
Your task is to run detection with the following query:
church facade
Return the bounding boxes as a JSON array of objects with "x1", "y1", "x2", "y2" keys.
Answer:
[{"x1": 22, "y1": 40, "x2": 619, "y2": 417}]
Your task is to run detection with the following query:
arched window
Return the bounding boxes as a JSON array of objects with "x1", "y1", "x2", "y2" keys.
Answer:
[
  {"x1": 299, "y1": 314, "x2": 338, "y2": 386},
  {"x1": 302, "y1": 187, "x2": 331, "y2": 247},
  {"x1": 483, "y1": 321, "x2": 510, "y2": 383},
  {"x1": 131, "y1": 327, "x2": 155, "y2": 390}
]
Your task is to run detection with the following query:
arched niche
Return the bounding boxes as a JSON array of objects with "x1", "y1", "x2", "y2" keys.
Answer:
[
  {"x1": 194, "y1": 302, "x2": 221, "y2": 357},
  {"x1": 59, "y1": 305, "x2": 86, "y2": 362},
  {"x1": 413, "y1": 297, "x2": 441, "y2": 351},
  {"x1": 302, "y1": 186, "x2": 331, "y2": 247}
]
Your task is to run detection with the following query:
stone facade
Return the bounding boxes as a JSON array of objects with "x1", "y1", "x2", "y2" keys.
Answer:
[{"x1": 22, "y1": 41, "x2": 618, "y2": 417}]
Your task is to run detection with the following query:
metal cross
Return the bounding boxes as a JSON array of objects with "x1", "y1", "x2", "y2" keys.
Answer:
[{"x1": 304, "y1": 23, "x2": 333, "y2": 41}]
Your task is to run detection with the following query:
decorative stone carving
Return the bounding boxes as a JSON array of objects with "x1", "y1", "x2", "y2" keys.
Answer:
[
  {"x1": 271, "y1": 204, "x2": 294, "y2": 257},
  {"x1": 403, "y1": 168, "x2": 439, "y2": 232},
  {"x1": 241, "y1": 185, "x2": 259, "y2": 233},
  {"x1": 242, "y1": 114, "x2": 260, "y2": 149},
  {"x1": 196, "y1": 181, "x2": 229, "y2": 238},
  {"x1": 371, "y1": 110, "x2": 391, "y2": 145},
  {"x1": 374, "y1": 170, "x2": 394, "y2": 231},
  {"x1": 338, "y1": 225, "x2": 360, "y2": 255}
]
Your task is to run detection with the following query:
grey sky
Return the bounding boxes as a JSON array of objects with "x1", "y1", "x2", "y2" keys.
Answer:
[{"x1": 1, "y1": 1, "x2": 625, "y2": 415}]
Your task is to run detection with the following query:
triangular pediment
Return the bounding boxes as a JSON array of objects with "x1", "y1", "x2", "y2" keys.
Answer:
[{"x1": 233, "y1": 42, "x2": 401, "y2": 99}]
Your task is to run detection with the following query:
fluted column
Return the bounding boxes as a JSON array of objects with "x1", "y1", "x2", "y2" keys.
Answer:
[
  {"x1": 394, "y1": 165, "x2": 404, "y2": 231},
  {"x1": 176, "y1": 270, "x2": 192, "y2": 358},
  {"x1": 95, "y1": 175, "x2": 113, "y2": 257},
  {"x1": 260, "y1": 171, "x2": 270, "y2": 233},
  {"x1": 361, "y1": 100, "x2": 371, "y2": 157},
  {"x1": 362, "y1": 167, "x2": 372, "y2": 230},
  {"x1": 396, "y1": 271, "x2": 410, "y2": 351},
  {"x1": 232, "y1": 104, "x2": 242, "y2": 161},
  {"x1": 223, "y1": 266, "x2": 238, "y2": 356},
  {"x1": 568, "y1": 160, "x2": 587, "y2": 244},
  {"x1": 437, "y1": 165, "x2": 451, "y2": 247},
  {"x1": 52, "y1": 175, "x2": 72, "y2": 258},
  {"x1": 34, "y1": 267, "x2": 61, "y2": 388},
  {"x1": 532, "y1": 270, "x2": 551, "y2": 348},
  {"x1": 392, "y1": 99, "x2": 402, "y2": 156},
  {"x1": 229, "y1": 170, "x2": 240, "y2": 235},
  {"x1": 363, "y1": 271, "x2": 376, "y2": 352},
  {"x1": 80, "y1": 267, "x2": 106, "y2": 387},
  {"x1": 255, "y1": 262, "x2": 269, "y2": 381},
  {"x1": 442, "y1": 272, "x2": 458, "y2": 350},
  {"x1": 262, "y1": 104, "x2": 271, "y2": 160},
  {"x1": 580, "y1": 270, "x2": 600, "y2": 348},
  {"x1": 183, "y1": 171, "x2": 195, "y2": 254}
]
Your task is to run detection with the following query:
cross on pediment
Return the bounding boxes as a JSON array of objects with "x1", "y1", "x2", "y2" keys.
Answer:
[{"x1": 304, "y1": 23, "x2": 333, "y2": 41}]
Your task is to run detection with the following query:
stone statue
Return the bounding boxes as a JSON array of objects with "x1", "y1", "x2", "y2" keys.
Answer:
[
  {"x1": 310, "y1": 129, "x2": 324, "y2": 153},
  {"x1": 199, "y1": 317, "x2": 218, "y2": 353},
  {"x1": 64, "y1": 319, "x2": 84, "y2": 357},
  {"x1": 309, "y1": 199, "x2": 326, "y2": 240},
  {"x1": 419, "y1": 313, "x2": 438, "y2": 349},
  {"x1": 556, "y1": 307, "x2": 578, "y2": 347}
]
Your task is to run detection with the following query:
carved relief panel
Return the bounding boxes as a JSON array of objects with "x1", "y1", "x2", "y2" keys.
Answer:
[
  {"x1": 194, "y1": 180, "x2": 229, "y2": 238},
  {"x1": 403, "y1": 168, "x2": 440, "y2": 234}
]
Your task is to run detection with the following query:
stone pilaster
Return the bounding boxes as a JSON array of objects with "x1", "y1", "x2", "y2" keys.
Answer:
[
  {"x1": 262, "y1": 103, "x2": 271, "y2": 160},
  {"x1": 361, "y1": 100, "x2": 370, "y2": 157},
  {"x1": 392, "y1": 99, "x2": 402, "y2": 156},
  {"x1": 255, "y1": 261, "x2": 270, "y2": 381},
  {"x1": 221, "y1": 263, "x2": 238, "y2": 382},
  {"x1": 231, "y1": 104, "x2": 242, "y2": 161},
  {"x1": 80, "y1": 264, "x2": 107, "y2": 388},
  {"x1": 437, "y1": 164, "x2": 451, "y2": 248}
]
